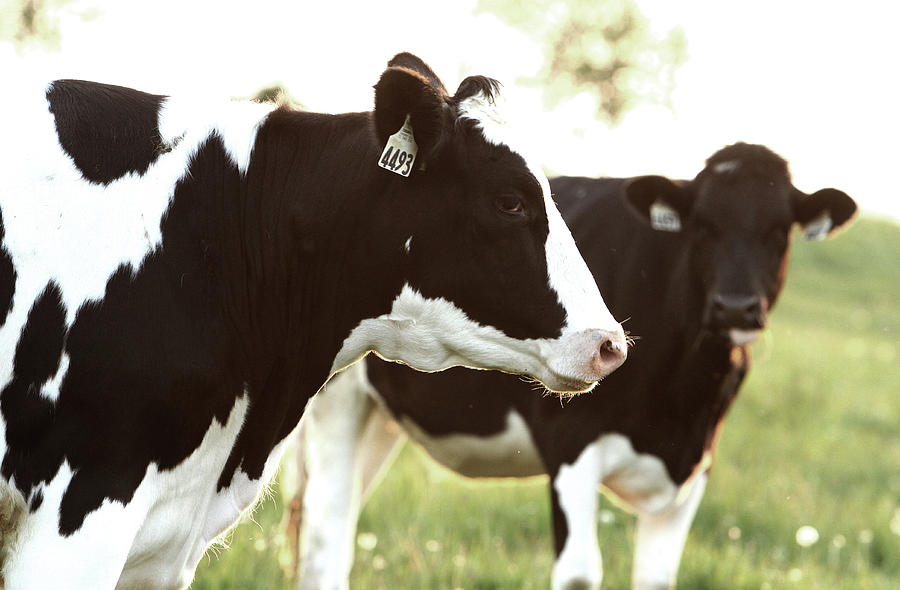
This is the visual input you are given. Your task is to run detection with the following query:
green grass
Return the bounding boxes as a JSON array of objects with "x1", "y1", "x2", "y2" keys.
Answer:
[{"x1": 192, "y1": 216, "x2": 900, "y2": 589}]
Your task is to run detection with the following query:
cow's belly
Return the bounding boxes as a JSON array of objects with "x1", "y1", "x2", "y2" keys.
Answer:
[{"x1": 399, "y1": 409, "x2": 544, "y2": 478}]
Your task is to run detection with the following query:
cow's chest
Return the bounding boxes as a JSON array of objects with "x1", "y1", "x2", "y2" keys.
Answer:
[{"x1": 398, "y1": 409, "x2": 545, "y2": 478}]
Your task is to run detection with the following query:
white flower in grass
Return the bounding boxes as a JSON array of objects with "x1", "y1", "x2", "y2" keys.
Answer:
[
  {"x1": 357, "y1": 532, "x2": 378, "y2": 551},
  {"x1": 372, "y1": 555, "x2": 387, "y2": 570},
  {"x1": 795, "y1": 525, "x2": 819, "y2": 547},
  {"x1": 425, "y1": 539, "x2": 441, "y2": 552},
  {"x1": 598, "y1": 509, "x2": 615, "y2": 525}
]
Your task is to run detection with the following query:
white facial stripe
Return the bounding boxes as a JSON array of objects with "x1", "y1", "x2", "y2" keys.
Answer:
[
  {"x1": 456, "y1": 93, "x2": 552, "y2": 199},
  {"x1": 456, "y1": 92, "x2": 618, "y2": 337},
  {"x1": 713, "y1": 160, "x2": 740, "y2": 174},
  {"x1": 543, "y1": 200, "x2": 619, "y2": 333}
]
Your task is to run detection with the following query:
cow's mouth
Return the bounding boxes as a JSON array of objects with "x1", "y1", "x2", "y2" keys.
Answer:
[{"x1": 728, "y1": 328, "x2": 762, "y2": 346}]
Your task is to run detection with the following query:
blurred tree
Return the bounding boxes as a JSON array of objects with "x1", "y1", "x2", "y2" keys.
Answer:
[
  {"x1": 248, "y1": 83, "x2": 304, "y2": 110},
  {"x1": 478, "y1": 0, "x2": 686, "y2": 124},
  {"x1": 0, "y1": 0, "x2": 83, "y2": 49}
]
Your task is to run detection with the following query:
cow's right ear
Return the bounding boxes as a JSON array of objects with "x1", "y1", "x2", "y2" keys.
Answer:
[
  {"x1": 624, "y1": 175, "x2": 695, "y2": 232},
  {"x1": 374, "y1": 60, "x2": 447, "y2": 167}
]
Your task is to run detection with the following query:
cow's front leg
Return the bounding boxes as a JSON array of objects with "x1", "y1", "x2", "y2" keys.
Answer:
[
  {"x1": 631, "y1": 472, "x2": 708, "y2": 590},
  {"x1": 295, "y1": 363, "x2": 402, "y2": 590},
  {"x1": 2, "y1": 467, "x2": 146, "y2": 589},
  {"x1": 549, "y1": 443, "x2": 604, "y2": 590}
]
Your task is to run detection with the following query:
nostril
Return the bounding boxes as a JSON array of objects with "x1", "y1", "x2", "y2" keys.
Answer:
[
  {"x1": 601, "y1": 337, "x2": 624, "y2": 357},
  {"x1": 594, "y1": 332, "x2": 627, "y2": 368},
  {"x1": 711, "y1": 294, "x2": 763, "y2": 328}
]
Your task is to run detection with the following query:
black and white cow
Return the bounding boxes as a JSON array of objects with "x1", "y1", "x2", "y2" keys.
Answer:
[
  {"x1": 288, "y1": 143, "x2": 857, "y2": 590},
  {"x1": 0, "y1": 53, "x2": 627, "y2": 589}
]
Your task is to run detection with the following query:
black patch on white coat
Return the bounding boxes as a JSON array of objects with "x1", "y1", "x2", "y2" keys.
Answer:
[
  {"x1": 46, "y1": 80, "x2": 167, "y2": 185},
  {"x1": 0, "y1": 208, "x2": 15, "y2": 328},
  {"x1": 1, "y1": 282, "x2": 67, "y2": 500}
]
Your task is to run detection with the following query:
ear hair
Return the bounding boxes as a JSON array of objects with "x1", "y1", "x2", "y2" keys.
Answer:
[{"x1": 387, "y1": 52, "x2": 447, "y2": 93}]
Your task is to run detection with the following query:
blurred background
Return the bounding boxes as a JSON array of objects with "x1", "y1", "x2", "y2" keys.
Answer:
[
  {"x1": 3, "y1": 1, "x2": 897, "y2": 588},
  {"x1": 3, "y1": 0, "x2": 899, "y2": 222}
]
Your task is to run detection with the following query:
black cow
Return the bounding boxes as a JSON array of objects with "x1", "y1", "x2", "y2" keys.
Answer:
[
  {"x1": 0, "y1": 53, "x2": 627, "y2": 589},
  {"x1": 289, "y1": 143, "x2": 857, "y2": 590}
]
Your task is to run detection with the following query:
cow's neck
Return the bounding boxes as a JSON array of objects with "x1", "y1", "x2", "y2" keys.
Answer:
[
  {"x1": 640, "y1": 244, "x2": 747, "y2": 482},
  {"x1": 213, "y1": 110, "x2": 410, "y2": 487}
]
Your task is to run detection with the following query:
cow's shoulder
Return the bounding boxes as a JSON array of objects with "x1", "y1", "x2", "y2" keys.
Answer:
[{"x1": 46, "y1": 79, "x2": 168, "y2": 185}]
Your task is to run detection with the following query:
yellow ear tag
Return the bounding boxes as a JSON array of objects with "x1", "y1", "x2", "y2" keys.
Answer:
[{"x1": 378, "y1": 115, "x2": 418, "y2": 177}]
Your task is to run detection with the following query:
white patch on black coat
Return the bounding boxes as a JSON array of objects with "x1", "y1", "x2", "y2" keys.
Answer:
[{"x1": 399, "y1": 409, "x2": 543, "y2": 479}]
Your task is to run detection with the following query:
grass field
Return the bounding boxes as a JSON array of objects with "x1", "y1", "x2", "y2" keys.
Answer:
[{"x1": 191, "y1": 216, "x2": 900, "y2": 589}]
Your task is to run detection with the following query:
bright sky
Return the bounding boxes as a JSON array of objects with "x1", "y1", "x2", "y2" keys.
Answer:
[{"x1": 4, "y1": 0, "x2": 898, "y2": 222}]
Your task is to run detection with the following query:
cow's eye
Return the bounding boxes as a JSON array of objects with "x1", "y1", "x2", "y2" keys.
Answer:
[{"x1": 495, "y1": 194, "x2": 526, "y2": 218}]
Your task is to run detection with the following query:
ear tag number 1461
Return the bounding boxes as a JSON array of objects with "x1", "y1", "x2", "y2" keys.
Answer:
[{"x1": 378, "y1": 115, "x2": 418, "y2": 177}]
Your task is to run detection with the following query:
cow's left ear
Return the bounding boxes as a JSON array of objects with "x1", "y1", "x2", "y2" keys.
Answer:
[
  {"x1": 792, "y1": 188, "x2": 857, "y2": 240},
  {"x1": 624, "y1": 175, "x2": 695, "y2": 232},
  {"x1": 374, "y1": 53, "x2": 448, "y2": 166}
]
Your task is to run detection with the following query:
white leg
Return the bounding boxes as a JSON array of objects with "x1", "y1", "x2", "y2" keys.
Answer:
[
  {"x1": 551, "y1": 444, "x2": 603, "y2": 590},
  {"x1": 356, "y1": 402, "x2": 404, "y2": 503},
  {"x1": 295, "y1": 363, "x2": 401, "y2": 590},
  {"x1": 632, "y1": 472, "x2": 708, "y2": 590}
]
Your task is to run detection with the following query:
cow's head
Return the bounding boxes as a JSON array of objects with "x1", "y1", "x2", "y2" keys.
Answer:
[
  {"x1": 336, "y1": 53, "x2": 626, "y2": 393},
  {"x1": 625, "y1": 143, "x2": 856, "y2": 346}
]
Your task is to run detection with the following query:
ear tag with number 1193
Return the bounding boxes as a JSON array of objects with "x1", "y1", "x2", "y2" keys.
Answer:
[{"x1": 378, "y1": 115, "x2": 418, "y2": 177}]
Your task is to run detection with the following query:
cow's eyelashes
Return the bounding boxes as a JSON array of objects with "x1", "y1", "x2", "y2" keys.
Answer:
[{"x1": 495, "y1": 194, "x2": 526, "y2": 218}]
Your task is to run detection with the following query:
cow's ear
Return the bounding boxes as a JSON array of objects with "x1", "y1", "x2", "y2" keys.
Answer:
[
  {"x1": 373, "y1": 54, "x2": 447, "y2": 166},
  {"x1": 624, "y1": 175, "x2": 695, "y2": 232},
  {"x1": 792, "y1": 187, "x2": 857, "y2": 240}
]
